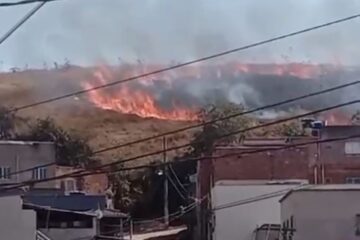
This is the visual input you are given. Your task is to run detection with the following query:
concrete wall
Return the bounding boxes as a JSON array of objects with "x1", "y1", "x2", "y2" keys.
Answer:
[
  {"x1": 212, "y1": 181, "x2": 303, "y2": 240},
  {"x1": 281, "y1": 189, "x2": 360, "y2": 240},
  {"x1": 0, "y1": 141, "x2": 56, "y2": 188},
  {"x1": 0, "y1": 195, "x2": 36, "y2": 240}
]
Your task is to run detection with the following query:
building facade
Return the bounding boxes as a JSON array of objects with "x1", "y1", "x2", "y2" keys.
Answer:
[
  {"x1": 196, "y1": 125, "x2": 360, "y2": 240},
  {"x1": 0, "y1": 141, "x2": 56, "y2": 188},
  {"x1": 312, "y1": 126, "x2": 360, "y2": 184},
  {"x1": 0, "y1": 195, "x2": 36, "y2": 240},
  {"x1": 280, "y1": 185, "x2": 360, "y2": 240},
  {"x1": 211, "y1": 180, "x2": 306, "y2": 240},
  {"x1": 55, "y1": 166, "x2": 109, "y2": 194}
]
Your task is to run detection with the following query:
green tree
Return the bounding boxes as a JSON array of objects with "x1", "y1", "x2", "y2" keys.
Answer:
[
  {"x1": 189, "y1": 102, "x2": 255, "y2": 156},
  {"x1": 16, "y1": 118, "x2": 93, "y2": 167},
  {"x1": 108, "y1": 164, "x2": 147, "y2": 212},
  {"x1": 0, "y1": 106, "x2": 15, "y2": 139}
]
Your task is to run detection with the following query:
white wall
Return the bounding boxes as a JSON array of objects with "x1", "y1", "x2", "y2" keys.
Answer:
[
  {"x1": 40, "y1": 215, "x2": 97, "y2": 240},
  {"x1": 0, "y1": 195, "x2": 36, "y2": 240},
  {"x1": 281, "y1": 189, "x2": 360, "y2": 240},
  {"x1": 212, "y1": 181, "x2": 301, "y2": 240},
  {"x1": 40, "y1": 227, "x2": 96, "y2": 240}
]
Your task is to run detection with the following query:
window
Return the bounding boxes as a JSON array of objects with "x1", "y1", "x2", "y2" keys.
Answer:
[
  {"x1": 32, "y1": 167, "x2": 47, "y2": 180},
  {"x1": 66, "y1": 179, "x2": 76, "y2": 192},
  {"x1": 345, "y1": 142, "x2": 360, "y2": 154},
  {"x1": 346, "y1": 177, "x2": 360, "y2": 184},
  {"x1": 0, "y1": 167, "x2": 11, "y2": 180}
]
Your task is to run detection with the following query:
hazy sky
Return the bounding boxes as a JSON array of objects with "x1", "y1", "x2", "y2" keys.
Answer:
[{"x1": 0, "y1": 0, "x2": 360, "y2": 69}]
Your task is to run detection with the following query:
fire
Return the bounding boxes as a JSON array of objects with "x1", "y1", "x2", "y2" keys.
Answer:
[
  {"x1": 84, "y1": 68, "x2": 199, "y2": 121},
  {"x1": 321, "y1": 110, "x2": 351, "y2": 126},
  {"x1": 83, "y1": 62, "x2": 340, "y2": 121}
]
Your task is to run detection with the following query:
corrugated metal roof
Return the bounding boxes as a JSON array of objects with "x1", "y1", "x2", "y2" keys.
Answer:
[{"x1": 22, "y1": 194, "x2": 106, "y2": 211}]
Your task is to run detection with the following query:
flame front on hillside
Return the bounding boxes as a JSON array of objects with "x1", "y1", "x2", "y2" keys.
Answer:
[
  {"x1": 84, "y1": 67, "x2": 199, "y2": 121},
  {"x1": 83, "y1": 62, "x2": 341, "y2": 121}
]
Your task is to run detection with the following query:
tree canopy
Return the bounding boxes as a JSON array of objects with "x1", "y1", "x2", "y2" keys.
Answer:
[{"x1": 16, "y1": 118, "x2": 93, "y2": 167}]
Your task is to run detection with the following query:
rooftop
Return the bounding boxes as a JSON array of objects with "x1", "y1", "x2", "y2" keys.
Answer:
[
  {"x1": 0, "y1": 140, "x2": 53, "y2": 145},
  {"x1": 24, "y1": 203, "x2": 128, "y2": 218},
  {"x1": 280, "y1": 184, "x2": 360, "y2": 202},
  {"x1": 215, "y1": 179, "x2": 308, "y2": 186},
  {"x1": 215, "y1": 137, "x2": 317, "y2": 149},
  {"x1": 23, "y1": 193, "x2": 106, "y2": 211}
]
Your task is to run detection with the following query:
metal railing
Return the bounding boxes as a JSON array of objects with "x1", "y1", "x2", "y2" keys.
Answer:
[{"x1": 36, "y1": 230, "x2": 51, "y2": 240}]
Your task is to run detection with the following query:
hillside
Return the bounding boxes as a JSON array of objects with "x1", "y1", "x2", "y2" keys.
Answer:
[
  {"x1": 0, "y1": 64, "x2": 351, "y2": 167},
  {"x1": 0, "y1": 67, "x2": 195, "y2": 166}
]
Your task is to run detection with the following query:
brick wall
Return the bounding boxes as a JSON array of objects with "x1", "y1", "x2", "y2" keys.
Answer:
[
  {"x1": 199, "y1": 127, "x2": 360, "y2": 195},
  {"x1": 212, "y1": 146, "x2": 311, "y2": 182}
]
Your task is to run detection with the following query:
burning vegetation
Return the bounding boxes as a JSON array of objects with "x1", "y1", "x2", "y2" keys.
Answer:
[{"x1": 81, "y1": 62, "x2": 357, "y2": 124}]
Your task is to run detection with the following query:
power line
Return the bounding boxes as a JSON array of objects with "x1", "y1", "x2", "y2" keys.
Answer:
[
  {"x1": 7, "y1": 13, "x2": 360, "y2": 114},
  {"x1": 4, "y1": 113, "x2": 360, "y2": 190},
  {"x1": 5, "y1": 99, "x2": 360, "y2": 189},
  {"x1": 0, "y1": 0, "x2": 57, "y2": 7},
  {"x1": 90, "y1": 80, "x2": 360, "y2": 154},
  {"x1": 169, "y1": 164, "x2": 187, "y2": 193},
  {"x1": 0, "y1": 2, "x2": 46, "y2": 46},
  {"x1": 8, "y1": 162, "x2": 55, "y2": 177},
  {"x1": 86, "y1": 133, "x2": 360, "y2": 178},
  {"x1": 84, "y1": 99, "x2": 360, "y2": 170},
  {"x1": 212, "y1": 184, "x2": 312, "y2": 211},
  {"x1": 7, "y1": 80, "x2": 358, "y2": 180},
  {"x1": 166, "y1": 171, "x2": 187, "y2": 200}
]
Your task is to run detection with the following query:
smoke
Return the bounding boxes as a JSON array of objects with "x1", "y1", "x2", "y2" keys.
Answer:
[
  {"x1": 1, "y1": 0, "x2": 360, "y2": 68},
  {"x1": 100, "y1": 65, "x2": 360, "y2": 116}
]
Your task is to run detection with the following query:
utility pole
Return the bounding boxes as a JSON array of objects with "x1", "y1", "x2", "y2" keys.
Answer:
[
  {"x1": 163, "y1": 137, "x2": 169, "y2": 226},
  {"x1": 195, "y1": 160, "x2": 201, "y2": 240}
]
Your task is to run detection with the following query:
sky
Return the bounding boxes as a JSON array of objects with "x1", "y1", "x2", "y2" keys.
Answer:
[{"x1": 0, "y1": 0, "x2": 360, "y2": 69}]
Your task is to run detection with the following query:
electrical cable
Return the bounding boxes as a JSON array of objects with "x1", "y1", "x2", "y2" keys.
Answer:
[
  {"x1": 6, "y1": 13, "x2": 360, "y2": 114},
  {"x1": 169, "y1": 164, "x2": 187, "y2": 193},
  {"x1": 213, "y1": 184, "x2": 313, "y2": 211},
  {"x1": 90, "y1": 80, "x2": 360, "y2": 155},
  {"x1": 0, "y1": 2, "x2": 46, "y2": 46},
  {"x1": 3, "y1": 122, "x2": 360, "y2": 190},
  {"x1": 7, "y1": 80, "x2": 358, "y2": 179},
  {"x1": 0, "y1": 0, "x2": 58, "y2": 7},
  {"x1": 166, "y1": 171, "x2": 187, "y2": 200},
  {"x1": 71, "y1": 99, "x2": 360, "y2": 171}
]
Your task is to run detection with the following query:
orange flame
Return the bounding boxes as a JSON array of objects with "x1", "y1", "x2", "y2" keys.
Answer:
[
  {"x1": 84, "y1": 62, "x2": 340, "y2": 121},
  {"x1": 321, "y1": 110, "x2": 351, "y2": 126},
  {"x1": 84, "y1": 68, "x2": 198, "y2": 121}
]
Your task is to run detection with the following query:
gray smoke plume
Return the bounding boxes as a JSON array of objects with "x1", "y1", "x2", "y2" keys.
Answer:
[
  {"x1": 103, "y1": 65, "x2": 360, "y2": 115},
  {"x1": 1, "y1": 0, "x2": 360, "y2": 68}
]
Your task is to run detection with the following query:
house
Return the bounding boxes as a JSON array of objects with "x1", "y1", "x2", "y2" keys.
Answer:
[
  {"x1": 198, "y1": 125, "x2": 360, "y2": 200},
  {"x1": 0, "y1": 190, "x2": 128, "y2": 240},
  {"x1": 55, "y1": 166, "x2": 109, "y2": 194},
  {"x1": 311, "y1": 125, "x2": 360, "y2": 184},
  {"x1": 0, "y1": 194, "x2": 36, "y2": 240},
  {"x1": 210, "y1": 180, "x2": 307, "y2": 240},
  {"x1": 195, "y1": 124, "x2": 360, "y2": 239},
  {"x1": 280, "y1": 184, "x2": 360, "y2": 240},
  {"x1": 196, "y1": 137, "x2": 314, "y2": 239},
  {"x1": 0, "y1": 141, "x2": 56, "y2": 188}
]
